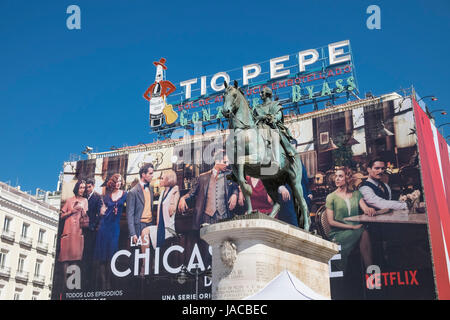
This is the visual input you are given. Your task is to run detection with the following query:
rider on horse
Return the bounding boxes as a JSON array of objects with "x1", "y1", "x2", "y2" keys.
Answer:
[{"x1": 253, "y1": 87, "x2": 297, "y2": 161}]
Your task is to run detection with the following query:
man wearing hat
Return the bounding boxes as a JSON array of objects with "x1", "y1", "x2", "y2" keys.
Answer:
[
  {"x1": 253, "y1": 86, "x2": 297, "y2": 161},
  {"x1": 143, "y1": 58, "x2": 176, "y2": 127}
]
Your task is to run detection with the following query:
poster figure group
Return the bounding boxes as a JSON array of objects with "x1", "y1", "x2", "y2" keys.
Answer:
[
  {"x1": 325, "y1": 159, "x2": 411, "y2": 274},
  {"x1": 56, "y1": 150, "x2": 311, "y2": 291},
  {"x1": 57, "y1": 148, "x2": 420, "y2": 293},
  {"x1": 53, "y1": 81, "x2": 436, "y2": 299}
]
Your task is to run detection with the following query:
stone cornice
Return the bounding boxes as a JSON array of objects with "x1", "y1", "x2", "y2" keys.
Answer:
[
  {"x1": 200, "y1": 213, "x2": 339, "y2": 264},
  {"x1": 0, "y1": 191, "x2": 59, "y2": 227}
]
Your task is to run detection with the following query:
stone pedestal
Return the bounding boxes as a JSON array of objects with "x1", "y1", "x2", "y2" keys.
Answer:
[{"x1": 200, "y1": 213, "x2": 339, "y2": 300}]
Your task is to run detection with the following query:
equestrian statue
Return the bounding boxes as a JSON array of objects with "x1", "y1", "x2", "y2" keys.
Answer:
[{"x1": 222, "y1": 80, "x2": 310, "y2": 231}]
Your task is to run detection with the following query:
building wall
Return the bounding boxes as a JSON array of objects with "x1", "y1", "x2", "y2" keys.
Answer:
[{"x1": 0, "y1": 182, "x2": 59, "y2": 300}]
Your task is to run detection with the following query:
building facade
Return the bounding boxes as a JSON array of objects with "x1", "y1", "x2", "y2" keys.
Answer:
[
  {"x1": 0, "y1": 182, "x2": 59, "y2": 300},
  {"x1": 49, "y1": 90, "x2": 440, "y2": 300}
]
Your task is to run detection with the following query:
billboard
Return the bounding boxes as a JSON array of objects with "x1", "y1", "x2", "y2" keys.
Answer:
[
  {"x1": 51, "y1": 92, "x2": 441, "y2": 300},
  {"x1": 148, "y1": 40, "x2": 359, "y2": 139}
]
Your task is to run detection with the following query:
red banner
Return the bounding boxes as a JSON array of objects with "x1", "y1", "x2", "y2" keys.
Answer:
[{"x1": 413, "y1": 97, "x2": 450, "y2": 299}]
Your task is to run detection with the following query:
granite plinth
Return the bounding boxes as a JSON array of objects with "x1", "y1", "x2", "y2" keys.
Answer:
[{"x1": 200, "y1": 213, "x2": 339, "y2": 300}]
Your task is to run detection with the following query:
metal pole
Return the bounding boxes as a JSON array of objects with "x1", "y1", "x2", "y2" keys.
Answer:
[{"x1": 195, "y1": 268, "x2": 199, "y2": 300}]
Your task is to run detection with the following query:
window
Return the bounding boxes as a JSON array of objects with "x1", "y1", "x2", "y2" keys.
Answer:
[
  {"x1": 3, "y1": 217, "x2": 12, "y2": 231},
  {"x1": 320, "y1": 132, "x2": 330, "y2": 145},
  {"x1": 21, "y1": 223, "x2": 29, "y2": 238},
  {"x1": 32, "y1": 291, "x2": 40, "y2": 300},
  {"x1": 50, "y1": 263, "x2": 54, "y2": 281},
  {"x1": 14, "y1": 292, "x2": 20, "y2": 300},
  {"x1": 0, "y1": 251, "x2": 7, "y2": 268},
  {"x1": 34, "y1": 260, "x2": 42, "y2": 277},
  {"x1": 17, "y1": 255, "x2": 26, "y2": 273},
  {"x1": 38, "y1": 229, "x2": 46, "y2": 244}
]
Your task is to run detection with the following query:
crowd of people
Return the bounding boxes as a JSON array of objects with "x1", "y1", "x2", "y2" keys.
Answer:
[{"x1": 58, "y1": 164, "x2": 180, "y2": 290}]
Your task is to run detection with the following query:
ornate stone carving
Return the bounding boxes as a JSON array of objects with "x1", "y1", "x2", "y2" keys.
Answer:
[{"x1": 220, "y1": 240, "x2": 237, "y2": 268}]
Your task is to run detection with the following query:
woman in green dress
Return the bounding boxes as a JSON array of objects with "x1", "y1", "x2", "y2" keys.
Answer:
[{"x1": 326, "y1": 167, "x2": 375, "y2": 271}]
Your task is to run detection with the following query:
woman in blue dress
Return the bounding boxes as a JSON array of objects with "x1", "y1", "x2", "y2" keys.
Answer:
[{"x1": 94, "y1": 173, "x2": 127, "y2": 290}]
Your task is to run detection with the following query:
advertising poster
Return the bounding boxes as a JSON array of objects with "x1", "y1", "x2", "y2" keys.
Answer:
[
  {"x1": 309, "y1": 95, "x2": 436, "y2": 299},
  {"x1": 52, "y1": 147, "x2": 217, "y2": 300},
  {"x1": 51, "y1": 92, "x2": 438, "y2": 300}
]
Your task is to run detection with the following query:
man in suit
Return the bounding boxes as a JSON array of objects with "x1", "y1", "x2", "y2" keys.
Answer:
[
  {"x1": 127, "y1": 163, "x2": 154, "y2": 245},
  {"x1": 82, "y1": 178, "x2": 103, "y2": 290},
  {"x1": 178, "y1": 152, "x2": 238, "y2": 230},
  {"x1": 359, "y1": 158, "x2": 411, "y2": 211}
]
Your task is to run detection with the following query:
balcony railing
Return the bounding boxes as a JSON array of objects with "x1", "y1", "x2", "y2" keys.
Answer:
[
  {"x1": 19, "y1": 235, "x2": 33, "y2": 248},
  {"x1": 36, "y1": 241, "x2": 49, "y2": 253},
  {"x1": 1, "y1": 229, "x2": 16, "y2": 242},
  {"x1": 0, "y1": 266, "x2": 11, "y2": 278},
  {"x1": 33, "y1": 274, "x2": 46, "y2": 286},
  {"x1": 15, "y1": 270, "x2": 29, "y2": 282}
]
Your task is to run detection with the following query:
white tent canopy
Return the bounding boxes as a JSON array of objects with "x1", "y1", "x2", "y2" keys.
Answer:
[{"x1": 244, "y1": 270, "x2": 329, "y2": 300}]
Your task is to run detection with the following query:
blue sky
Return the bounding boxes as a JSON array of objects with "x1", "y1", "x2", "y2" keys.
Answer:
[{"x1": 1, "y1": 0, "x2": 449, "y2": 193}]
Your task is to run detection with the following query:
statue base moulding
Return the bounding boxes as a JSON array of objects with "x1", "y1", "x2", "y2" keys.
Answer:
[{"x1": 200, "y1": 212, "x2": 339, "y2": 300}]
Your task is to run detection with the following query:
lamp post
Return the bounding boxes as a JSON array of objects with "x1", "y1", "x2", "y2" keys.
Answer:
[
  {"x1": 177, "y1": 264, "x2": 212, "y2": 300},
  {"x1": 437, "y1": 123, "x2": 450, "y2": 136},
  {"x1": 425, "y1": 107, "x2": 447, "y2": 120},
  {"x1": 428, "y1": 109, "x2": 447, "y2": 116},
  {"x1": 398, "y1": 95, "x2": 437, "y2": 112},
  {"x1": 417, "y1": 95, "x2": 438, "y2": 103}
]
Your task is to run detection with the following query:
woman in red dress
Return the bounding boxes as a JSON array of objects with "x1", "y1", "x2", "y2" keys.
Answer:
[{"x1": 244, "y1": 176, "x2": 273, "y2": 214}]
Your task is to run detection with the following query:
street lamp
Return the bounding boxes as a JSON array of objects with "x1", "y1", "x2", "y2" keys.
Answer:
[
  {"x1": 425, "y1": 107, "x2": 447, "y2": 119},
  {"x1": 430, "y1": 109, "x2": 447, "y2": 116},
  {"x1": 417, "y1": 95, "x2": 438, "y2": 103},
  {"x1": 177, "y1": 264, "x2": 212, "y2": 300},
  {"x1": 398, "y1": 95, "x2": 437, "y2": 112}
]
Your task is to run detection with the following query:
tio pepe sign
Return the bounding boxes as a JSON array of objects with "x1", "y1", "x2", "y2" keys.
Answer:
[{"x1": 178, "y1": 40, "x2": 352, "y2": 99}]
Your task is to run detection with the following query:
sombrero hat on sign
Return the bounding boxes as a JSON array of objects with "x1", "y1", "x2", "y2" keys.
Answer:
[{"x1": 153, "y1": 58, "x2": 167, "y2": 70}]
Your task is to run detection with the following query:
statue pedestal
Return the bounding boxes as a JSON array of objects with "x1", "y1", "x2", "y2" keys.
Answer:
[{"x1": 200, "y1": 213, "x2": 339, "y2": 300}]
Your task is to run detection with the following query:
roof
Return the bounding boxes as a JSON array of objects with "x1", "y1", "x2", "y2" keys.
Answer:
[{"x1": 0, "y1": 181, "x2": 59, "y2": 212}]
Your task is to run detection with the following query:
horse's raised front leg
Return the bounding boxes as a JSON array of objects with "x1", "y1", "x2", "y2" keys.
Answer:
[
  {"x1": 269, "y1": 201, "x2": 281, "y2": 219},
  {"x1": 237, "y1": 163, "x2": 250, "y2": 193}
]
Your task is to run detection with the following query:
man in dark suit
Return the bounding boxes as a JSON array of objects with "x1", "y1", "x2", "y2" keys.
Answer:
[
  {"x1": 126, "y1": 163, "x2": 154, "y2": 245},
  {"x1": 178, "y1": 153, "x2": 238, "y2": 230},
  {"x1": 82, "y1": 178, "x2": 103, "y2": 290}
]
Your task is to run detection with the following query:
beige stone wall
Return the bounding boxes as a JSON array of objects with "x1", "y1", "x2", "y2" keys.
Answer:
[
  {"x1": 201, "y1": 214, "x2": 339, "y2": 300},
  {"x1": 0, "y1": 184, "x2": 58, "y2": 300}
]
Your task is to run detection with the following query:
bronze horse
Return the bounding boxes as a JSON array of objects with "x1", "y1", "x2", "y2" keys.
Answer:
[{"x1": 222, "y1": 80, "x2": 310, "y2": 230}]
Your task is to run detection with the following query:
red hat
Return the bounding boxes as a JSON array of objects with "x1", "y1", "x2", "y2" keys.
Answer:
[{"x1": 153, "y1": 58, "x2": 167, "y2": 70}]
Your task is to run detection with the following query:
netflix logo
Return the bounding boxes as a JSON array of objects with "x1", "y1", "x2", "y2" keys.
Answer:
[{"x1": 366, "y1": 269, "x2": 419, "y2": 289}]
